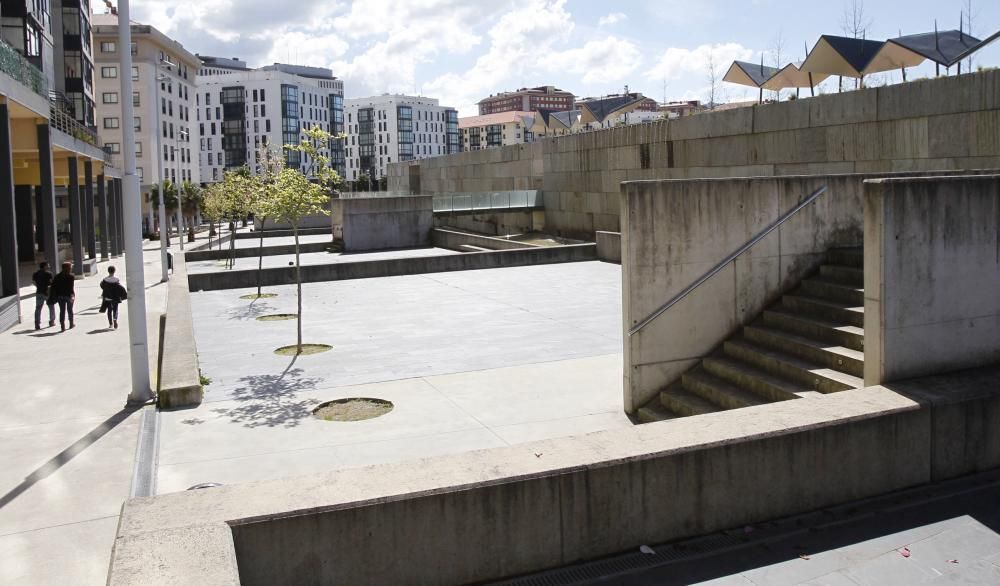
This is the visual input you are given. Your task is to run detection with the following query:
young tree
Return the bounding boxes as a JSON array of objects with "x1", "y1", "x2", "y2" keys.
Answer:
[
  {"x1": 218, "y1": 169, "x2": 256, "y2": 269},
  {"x1": 258, "y1": 168, "x2": 330, "y2": 354},
  {"x1": 250, "y1": 143, "x2": 285, "y2": 298},
  {"x1": 841, "y1": 0, "x2": 873, "y2": 88},
  {"x1": 201, "y1": 183, "x2": 226, "y2": 250},
  {"x1": 769, "y1": 30, "x2": 786, "y2": 101},
  {"x1": 964, "y1": 0, "x2": 978, "y2": 72},
  {"x1": 706, "y1": 48, "x2": 719, "y2": 110}
]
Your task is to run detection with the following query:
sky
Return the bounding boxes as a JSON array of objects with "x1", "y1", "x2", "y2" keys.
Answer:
[{"x1": 123, "y1": 0, "x2": 1000, "y2": 116}]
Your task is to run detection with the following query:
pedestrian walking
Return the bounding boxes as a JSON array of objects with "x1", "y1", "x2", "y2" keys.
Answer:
[
  {"x1": 49, "y1": 261, "x2": 76, "y2": 331},
  {"x1": 99, "y1": 266, "x2": 127, "y2": 330},
  {"x1": 31, "y1": 262, "x2": 55, "y2": 330}
]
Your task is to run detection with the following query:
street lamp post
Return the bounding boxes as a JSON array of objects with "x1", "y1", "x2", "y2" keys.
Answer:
[
  {"x1": 117, "y1": 0, "x2": 152, "y2": 403},
  {"x1": 173, "y1": 128, "x2": 188, "y2": 250},
  {"x1": 153, "y1": 68, "x2": 170, "y2": 281}
]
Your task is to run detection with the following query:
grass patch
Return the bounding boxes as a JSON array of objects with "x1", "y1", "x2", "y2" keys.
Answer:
[
  {"x1": 199, "y1": 371, "x2": 212, "y2": 386},
  {"x1": 240, "y1": 293, "x2": 278, "y2": 300},
  {"x1": 313, "y1": 398, "x2": 394, "y2": 422},
  {"x1": 274, "y1": 343, "x2": 332, "y2": 356},
  {"x1": 256, "y1": 314, "x2": 297, "y2": 322}
]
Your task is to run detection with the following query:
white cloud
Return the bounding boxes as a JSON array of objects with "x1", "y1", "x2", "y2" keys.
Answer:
[
  {"x1": 598, "y1": 12, "x2": 626, "y2": 26},
  {"x1": 544, "y1": 37, "x2": 640, "y2": 84},
  {"x1": 644, "y1": 42, "x2": 753, "y2": 81}
]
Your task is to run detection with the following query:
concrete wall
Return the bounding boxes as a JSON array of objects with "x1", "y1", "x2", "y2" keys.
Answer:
[
  {"x1": 595, "y1": 231, "x2": 621, "y2": 263},
  {"x1": 187, "y1": 244, "x2": 597, "y2": 291},
  {"x1": 431, "y1": 228, "x2": 541, "y2": 251},
  {"x1": 332, "y1": 195, "x2": 433, "y2": 252},
  {"x1": 621, "y1": 174, "x2": 868, "y2": 413},
  {"x1": 390, "y1": 70, "x2": 1000, "y2": 239},
  {"x1": 257, "y1": 213, "x2": 331, "y2": 230},
  {"x1": 434, "y1": 209, "x2": 544, "y2": 236},
  {"x1": 107, "y1": 366, "x2": 1000, "y2": 585},
  {"x1": 184, "y1": 240, "x2": 331, "y2": 262},
  {"x1": 864, "y1": 175, "x2": 1000, "y2": 385},
  {"x1": 157, "y1": 254, "x2": 202, "y2": 409}
]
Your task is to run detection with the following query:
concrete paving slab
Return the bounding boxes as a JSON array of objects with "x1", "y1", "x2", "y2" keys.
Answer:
[
  {"x1": 231, "y1": 233, "x2": 332, "y2": 249},
  {"x1": 0, "y1": 516, "x2": 119, "y2": 585}
]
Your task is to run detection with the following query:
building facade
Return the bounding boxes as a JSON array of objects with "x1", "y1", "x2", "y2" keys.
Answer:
[
  {"x1": 92, "y1": 13, "x2": 199, "y2": 234},
  {"x1": 344, "y1": 95, "x2": 458, "y2": 183},
  {"x1": 51, "y1": 0, "x2": 95, "y2": 128},
  {"x1": 458, "y1": 111, "x2": 534, "y2": 151},
  {"x1": 477, "y1": 85, "x2": 574, "y2": 115},
  {"x1": 195, "y1": 61, "x2": 345, "y2": 183}
]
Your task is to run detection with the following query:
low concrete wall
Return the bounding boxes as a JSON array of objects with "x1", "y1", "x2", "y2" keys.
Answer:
[
  {"x1": 434, "y1": 209, "x2": 544, "y2": 236},
  {"x1": 256, "y1": 213, "x2": 330, "y2": 230},
  {"x1": 187, "y1": 244, "x2": 597, "y2": 291},
  {"x1": 864, "y1": 175, "x2": 1000, "y2": 385},
  {"x1": 184, "y1": 240, "x2": 331, "y2": 262},
  {"x1": 431, "y1": 228, "x2": 541, "y2": 251},
  {"x1": 234, "y1": 227, "x2": 331, "y2": 240},
  {"x1": 157, "y1": 255, "x2": 202, "y2": 409},
  {"x1": 333, "y1": 195, "x2": 432, "y2": 252},
  {"x1": 596, "y1": 231, "x2": 621, "y2": 263},
  {"x1": 107, "y1": 366, "x2": 1000, "y2": 585}
]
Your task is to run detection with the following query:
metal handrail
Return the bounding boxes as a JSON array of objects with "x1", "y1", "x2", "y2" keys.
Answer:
[{"x1": 628, "y1": 185, "x2": 828, "y2": 337}]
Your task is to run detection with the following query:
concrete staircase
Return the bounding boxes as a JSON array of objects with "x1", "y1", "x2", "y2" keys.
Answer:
[{"x1": 638, "y1": 247, "x2": 865, "y2": 423}]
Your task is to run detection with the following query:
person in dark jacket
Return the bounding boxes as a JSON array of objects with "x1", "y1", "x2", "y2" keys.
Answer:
[
  {"x1": 99, "y1": 266, "x2": 127, "y2": 330},
  {"x1": 49, "y1": 261, "x2": 76, "y2": 331},
  {"x1": 32, "y1": 262, "x2": 55, "y2": 330}
]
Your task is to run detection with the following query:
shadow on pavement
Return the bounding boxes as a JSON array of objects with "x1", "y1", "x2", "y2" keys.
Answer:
[
  {"x1": 209, "y1": 356, "x2": 321, "y2": 428},
  {"x1": 0, "y1": 405, "x2": 141, "y2": 510},
  {"x1": 87, "y1": 328, "x2": 114, "y2": 335}
]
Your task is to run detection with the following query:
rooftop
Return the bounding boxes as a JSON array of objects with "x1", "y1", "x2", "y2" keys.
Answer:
[{"x1": 458, "y1": 111, "x2": 534, "y2": 128}]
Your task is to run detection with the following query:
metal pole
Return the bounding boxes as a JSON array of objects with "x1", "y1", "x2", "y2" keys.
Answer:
[
  {"x1": 174, "y1": 130, "x2": 184, "y2": 250},
  {"x1": 117, "y1": 0, "x2": 153, "y2": 404},
  {"x1": 155, "y1": 71, "x2": 169, "y2": 280}
]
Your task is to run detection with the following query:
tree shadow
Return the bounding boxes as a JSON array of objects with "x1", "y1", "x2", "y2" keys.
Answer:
[
  {"x1": 210, "y1": 357, "x2": 321, "y2": 428},
  {"x1": 223, "y1": 299, "x2": 275, "y2": 321}
]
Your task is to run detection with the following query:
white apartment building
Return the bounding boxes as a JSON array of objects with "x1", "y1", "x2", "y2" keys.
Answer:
[
  {"x1": 92, "y1": 14, "x2": 200, "y2": 234},
  {"x1": 343, "y1": 95, "x2": 459, "y2": 183},
  {"x1": 196, "y1": 60, "x2": 345, "y2": 183}
]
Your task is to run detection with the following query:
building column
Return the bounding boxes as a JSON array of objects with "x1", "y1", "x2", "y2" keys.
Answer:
[
  {"x1": 97, "y1": 174, "x2": 109, "y2": 260},
  {"x1": 108, "y1": 179, "x2": 120, "y2": 257},
  {"x1": 37, "y1": 124, "x2": 58, "y2": 270},
  {"x1": 15, "y1": 187, "x2": 34, "y2": 262},
  {"x1": 0, "y1": 104, "x2": 18, "y2": 299},
  {"x1": 67, "y1": 156, "x2": 84, "y2": 275},
  {"x1": 84, "y1": 161, "x2": 96, "y2": 260},
  {"x1": 114, "y1": 179, "x2": 125, "y2": 256}
]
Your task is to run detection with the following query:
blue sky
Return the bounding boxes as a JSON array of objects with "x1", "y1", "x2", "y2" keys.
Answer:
[{"x1": 128, "y1": 0, "x2": 1000, "y2": 116}]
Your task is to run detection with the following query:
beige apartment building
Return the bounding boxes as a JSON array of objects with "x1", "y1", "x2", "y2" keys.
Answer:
[
  {"x1": 458, "y1": 111, "x2": 534, "y2": 151},
  {"x1": 92, "y1": 13, "x2": 200, "y2": 234}
]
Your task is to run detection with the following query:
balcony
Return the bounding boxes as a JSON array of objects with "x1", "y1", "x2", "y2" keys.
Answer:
[{"x1": 0, "y1": 41, "x2": 48, "y2": 97}]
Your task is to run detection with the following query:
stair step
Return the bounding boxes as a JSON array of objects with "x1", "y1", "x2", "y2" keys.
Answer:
[
  {"x1": 819, "y1": 264, "x2": 864, "y2": 287},
  {"x1": 723, "y1": 337, "x2": 864, "y2": 394},
  {"x1": 800, "y1": 277, "x2": 864, "y2": 306},
  {"x1": 682, "y1": 368, "x2": 770, "y2": 410},
  {"x1": 659, "y1": 386, "x2": 724, "y2": 417},
  {"x1": 702, "y1": 355, "x2": 811, "y2": 402},
  {"x1": 637, "y1": 401, "x2": 677, "y2": 424},
  {"x1": 782, "y1": 294, "x2": 864, "y2": 327},
  {"x1": 826, "y1": 247, "x2": 864, "y2": 268},
  {"x1": 744, "y1": 324, "x2": 865, "y2": 377},
  {"x1": 762, "y1": 309, "x2": 864, "y2": 352}
]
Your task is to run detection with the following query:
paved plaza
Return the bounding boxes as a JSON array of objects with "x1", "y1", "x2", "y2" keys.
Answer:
[
  {"x1": 158, "y1": 261, "x2": 629, "y2": 493},
  {"x1": 185, "y1": 244, "x2": 459, "y2": 274}
]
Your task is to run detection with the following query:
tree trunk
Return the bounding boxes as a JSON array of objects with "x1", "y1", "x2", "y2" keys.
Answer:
[
  {"x1": 294, "y1": 225, "x2": 302, "y2": 354},
  {"x1": 227, "y1": 217, "x2": 237, "y2": 269},
  {"x1": 256, "y1": 217, "x2": 266, "y2": 297}
]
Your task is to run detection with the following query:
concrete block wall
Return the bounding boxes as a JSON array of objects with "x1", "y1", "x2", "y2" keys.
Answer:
[
  {"x1": 864, "y1": 175, "x2": 1000, "y2": 386},
  {"x1": 333, "y1": 195, "x2": 433, "y2": 252},
  {"x1": 389, "y1": 70, "x2": 1000, "y2": 240}
]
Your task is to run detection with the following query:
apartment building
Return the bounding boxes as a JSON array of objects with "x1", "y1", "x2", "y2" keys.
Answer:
[
  {"x1": 343, "y1": 94, "x2": 458, "y2": 182},
  {"x1": 477, "y1": 85, "x2": 574, "y2": 115},
  {"x1": 92, "y1": 13, "x2": 199, "y2": 234},
  {"x1": 196, "y1": 60, "x2": 345, "y2": 183},
  {"x1": 457, "y1": 111, "x2": 534, "y2": 151},
  {"x1": 1, "y1": 0, "x2": 123, "y2": 331}
]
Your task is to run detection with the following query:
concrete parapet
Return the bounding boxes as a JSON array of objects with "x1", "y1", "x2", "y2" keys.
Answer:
[
  {"x1": 187, "y1": 244, "x2": 597, "y2": 291},
  {"x1": 595, "y1": 231, "x2": 621, "y2": 264},
  {"x1": 334, "y1": 195, "x2": 433, "y2": 252},
  {"x1": 431, "y1": 228, "x2": 541, "y2": 251},
  {"x1": 863, "y1": 174, "x2": 1000, "y2": 386},
  {"x1": 433, "y1": 209, "x2": 543, "y2": 236},
  {"x1": 184, "y1": 240, "x2": 331, "y2": 262},
  {"x1": 106, "y1": 365, "x2": 1000, "y2": 585},
  {"x1": 157, "y1": 254, "x2": 202, "y2": 409},
  {"x1": 234, "y1": 227, "x2": 330, "y2": 240}
]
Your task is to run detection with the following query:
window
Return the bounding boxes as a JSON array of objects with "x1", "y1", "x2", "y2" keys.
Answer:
[
  {"x1": 137, "y1": 168, "x2": 143, "y2": 181},
  {"x1": 260, "y1": 104, "x2": 265, "y2": 117},
  {"x1": 131, "y1": 66, "x2": 139, "y2": 81},
  {"x1": 134, "y1": 117, "x2": 141, "y2": 131},
  {"x1": 253, "y1": 89, "x2": 258, "y2": 102},
  {"x1": 133, "y1": 92, "x2": 140, "y2": 106},
  {"x1": 265, "y1": 119, "x2": 271, "y2": 132},
  {"x1": 260, "y1": 89, "x2": 265, "y2": 101},
  {"x1": 100, "y1": 41, "x2": 116, "y2": 53},
  {"x1": 103, "y1": 117, "x2": 119, "y2": 129},
  {"x1": 208, "y1": 152, "x2": 213, "y2": 165},
  {"x1": 135, "y1": 142, "x2": 142, "y2": 155},
  {"x1": 101, "y1": 66, "x2": 117, "y2": 78},
  {"x1": 104, "y1": 142, "x2": 121, "y2": 154},
  {"x1": 102, "y1": 92, "x2": 119, "y2": 104}
]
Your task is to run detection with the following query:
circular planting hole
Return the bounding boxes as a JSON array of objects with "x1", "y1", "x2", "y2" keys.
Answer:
[
  {"x1": 313, "y1": 398, "x2": 394, "y2": 422},
  {"x1": 274, "y1": 343, "x2": 332, "y2": 356},
  {"x1": 257, "y1": 314, "x2": 297, "y2": 322},
  {"x1": 240, "y1": 293, "x2": 278, "y2": 300}
]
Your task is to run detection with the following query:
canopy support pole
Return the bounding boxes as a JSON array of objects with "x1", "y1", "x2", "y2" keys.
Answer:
[{"x1": 809, "y1": 72, "x2": 815, "y2": 97}]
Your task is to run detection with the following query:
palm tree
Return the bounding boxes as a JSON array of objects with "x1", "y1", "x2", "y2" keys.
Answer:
[
  {"x1": 180, "y1": 181, "x2": 204, "y2": 242},
  {"x1": 149, "y1": 180, "x2": 179, "y2": 240}
]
